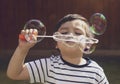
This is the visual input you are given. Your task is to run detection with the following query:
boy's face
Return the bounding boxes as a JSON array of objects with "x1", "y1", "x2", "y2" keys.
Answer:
[{"x1": 56, "y1": 19, "x2": 88, "y2": 53}]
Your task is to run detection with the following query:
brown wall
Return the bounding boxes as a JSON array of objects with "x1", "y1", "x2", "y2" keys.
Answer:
[{"x1": 0, "y1": 0, "x2": 120, "y2": 50}]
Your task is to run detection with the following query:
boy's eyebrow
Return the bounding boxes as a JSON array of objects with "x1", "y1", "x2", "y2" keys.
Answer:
[
  {"x1": 58, "y1": 27, "x2": 68, "y2": 30},
  {"x1": 59, "y1": 27, "x2": 84, "y2": 31}
]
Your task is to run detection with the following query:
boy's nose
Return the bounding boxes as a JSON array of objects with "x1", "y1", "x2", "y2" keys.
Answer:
[{"x1": 69, "y1": 33, "x2": 74, "y2": 36}]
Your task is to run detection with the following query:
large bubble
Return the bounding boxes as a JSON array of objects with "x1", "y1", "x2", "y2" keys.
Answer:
[
  {"x1": 24, "y1": 19, "x2": 46, "y2": 42},
  {"x1": 89, "y1": 13, "x2": 107, "y2": 35}
]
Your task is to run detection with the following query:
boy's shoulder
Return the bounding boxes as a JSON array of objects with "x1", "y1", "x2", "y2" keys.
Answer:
[
  {"x1": 44, "y1": 55, "x2": 104, "y2": 72},
  {"x1": 87, "y1": 57, "x2": 104, "y2": 71}
]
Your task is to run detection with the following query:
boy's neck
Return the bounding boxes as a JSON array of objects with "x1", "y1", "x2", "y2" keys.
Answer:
[{"x1": 61, "y1": 53, "x2": 83, "y2": 65}]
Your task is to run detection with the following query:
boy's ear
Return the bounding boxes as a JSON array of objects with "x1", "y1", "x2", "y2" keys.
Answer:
[
  {"x1": 55, "y1": 43, "x2": 59, "y2": 49},
  {"x1": 56, "y1": 45, "x2": 58, "y2": 48}
]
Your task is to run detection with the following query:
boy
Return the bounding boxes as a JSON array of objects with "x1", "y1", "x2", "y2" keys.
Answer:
[{"x1": 7, "y1": 14, "x2": 109, "y2": 84}]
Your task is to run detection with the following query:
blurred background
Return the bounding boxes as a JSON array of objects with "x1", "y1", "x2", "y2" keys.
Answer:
[{"x1": 0, "y1": 0, "x2": 120, "y2": 84}]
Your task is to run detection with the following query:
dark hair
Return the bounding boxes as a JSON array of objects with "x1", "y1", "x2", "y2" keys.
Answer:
[{"x1": 54, "y1": 14, "x2": 94, "y2": 38}]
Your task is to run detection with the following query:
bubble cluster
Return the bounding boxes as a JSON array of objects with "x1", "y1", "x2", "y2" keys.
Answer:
[{"x1": 22, "y1": 13, "x2": 107, "y2": 54}]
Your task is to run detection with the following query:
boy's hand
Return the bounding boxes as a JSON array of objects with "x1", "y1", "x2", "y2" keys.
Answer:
[{"x1": 18, "y1": 29, "x2": 38, "y2": 50}]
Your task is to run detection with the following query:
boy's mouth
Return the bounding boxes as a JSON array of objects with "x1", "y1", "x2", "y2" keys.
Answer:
[
  {"x1": 65, "y1": 41, "x2": 75, "y2": 44},
  {"x1": 63, "y1": 41, "x2": 77, "y2": 47}
]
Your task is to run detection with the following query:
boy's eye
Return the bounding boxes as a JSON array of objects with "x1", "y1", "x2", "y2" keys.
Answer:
[
  {"x1": 61, "y1": 32, "x2": 68, "y2": 34},
  {"x1": 75, "y1": 32, "x2": 82, "y2": 35}
]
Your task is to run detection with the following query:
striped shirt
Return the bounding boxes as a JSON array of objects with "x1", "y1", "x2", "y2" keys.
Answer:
[{"x1": 25, "y1": 55, "x2": 109, "y2": 84}]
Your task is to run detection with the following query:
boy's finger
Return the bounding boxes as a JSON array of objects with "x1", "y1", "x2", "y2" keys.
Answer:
[{"x1": 21, "y1": 29, "x2": 25, "y2": 34}]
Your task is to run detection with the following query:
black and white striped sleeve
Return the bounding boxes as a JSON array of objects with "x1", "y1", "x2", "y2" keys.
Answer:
[
  {"x1": 98, "y1": 71, "x2": 109, "y2": 84},
  {"x1": 89, "y1": 60, "x2": 109, "y2": 84},
  {"x1": 25, "y1": 59, "x2": 46, "y2": 83}
]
